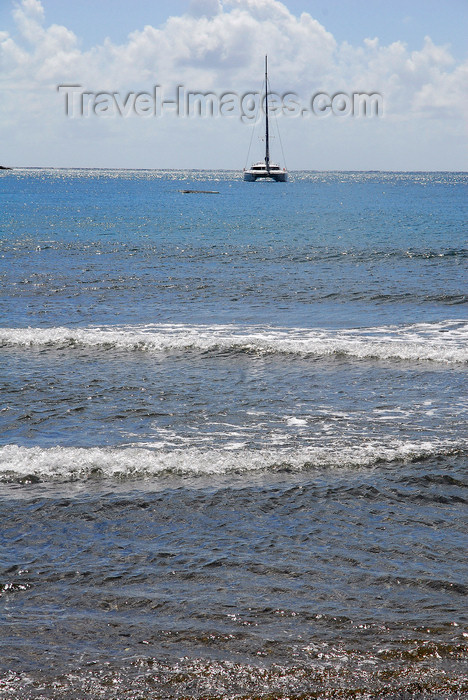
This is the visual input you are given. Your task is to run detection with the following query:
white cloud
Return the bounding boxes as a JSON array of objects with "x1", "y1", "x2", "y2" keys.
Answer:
[
  {"x1": 0, "y1": 0, "x2": 466, "y2": 168},
  {"x1": 11, "y1": 0, "x2": 45, "y2": 44},
  {"x1": 189, "y1": 0, "x2": 223, "y2": 18},
  {"x1": 412, "y1": 60, "x2": 468, "y2": 118},
  {"x1": 2, "y1": 0, "x2": 465, "y2": 107}
]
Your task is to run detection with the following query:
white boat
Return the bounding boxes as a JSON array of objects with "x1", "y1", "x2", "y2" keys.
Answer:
[{"x1": 243, "y1": 56, "x2": 288, "y2": 182}]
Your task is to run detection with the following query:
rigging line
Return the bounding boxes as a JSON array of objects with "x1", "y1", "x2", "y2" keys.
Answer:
[
  {"x1": 244, "y1": 108, "x2": 257, "y2": 170},
  {"x1": 266, "y1": 74, "x2": 287, "y2": 171},
  {"x1": 276, "y1": 112, "x2": 287, "y2": 172}
]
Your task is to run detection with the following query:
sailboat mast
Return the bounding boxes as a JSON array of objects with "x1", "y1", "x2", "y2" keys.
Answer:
[{"x1": 264, "y1": 55, "x2": 270, "y2": 170}]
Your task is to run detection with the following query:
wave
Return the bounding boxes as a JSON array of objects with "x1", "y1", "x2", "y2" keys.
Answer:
[
  {"x1": 0, "y1": 440, "x2": 465, "y2": 483},
  {"x1": 3, "y1": 237, "x2": 467, "y2": 263},
  {"x1": 0, "y1": 321, "x2": 467, "y2": 364}
]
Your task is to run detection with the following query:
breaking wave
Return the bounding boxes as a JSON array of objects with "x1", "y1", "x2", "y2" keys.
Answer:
[
  {"x1": 0, "y1": 320, "x2": 467, "y2": 364},
  {"x1": 0, "y1": 440, "x2": 465, "y2": 483}
]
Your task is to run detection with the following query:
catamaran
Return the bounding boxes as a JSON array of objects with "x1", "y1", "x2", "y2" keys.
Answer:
[{"x1": 243, "y1": 56, "x2": 288, "y2": 182}]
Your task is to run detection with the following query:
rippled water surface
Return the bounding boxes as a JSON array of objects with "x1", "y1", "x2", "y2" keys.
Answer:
[{"x1": 0, "y1": 169, "x2": 467, "y2": 698}]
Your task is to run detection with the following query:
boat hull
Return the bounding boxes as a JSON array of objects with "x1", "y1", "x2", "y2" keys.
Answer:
[{"x1": 243, "y1": 170, "x2": 288, "y2": 182}]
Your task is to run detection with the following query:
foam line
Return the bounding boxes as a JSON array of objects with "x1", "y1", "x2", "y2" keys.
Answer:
[
  {"x1": 0, "y1": 321, "x2": 467, "y2": 363},
  {"x1": 0, "y1": 441, "x2": 464, "y2": 483}
]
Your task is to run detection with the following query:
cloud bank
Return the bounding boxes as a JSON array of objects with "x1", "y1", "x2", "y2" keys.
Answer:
[{"x1": 1, "y1": 0, "x2": 467, "y2": 168}]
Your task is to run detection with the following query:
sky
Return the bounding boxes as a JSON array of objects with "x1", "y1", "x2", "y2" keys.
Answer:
[{"x1": 0, "y1": 0, "x2": 467, "y2": 170}]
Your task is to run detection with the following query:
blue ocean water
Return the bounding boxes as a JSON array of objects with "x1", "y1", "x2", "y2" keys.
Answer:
[{"x1": 0, "y1": 169, "x2": 467, "y2": 698}]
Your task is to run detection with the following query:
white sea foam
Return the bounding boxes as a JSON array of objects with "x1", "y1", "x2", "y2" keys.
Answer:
[
  {"x1": 0, "y1": 321, "x2": 467, "y2": 364},
  {"x1": 0, "y1": 440, "x2": 464, "y2": 483},
  {"x1": 286, "y1": 417, "x2": 309, "y2": 426}
]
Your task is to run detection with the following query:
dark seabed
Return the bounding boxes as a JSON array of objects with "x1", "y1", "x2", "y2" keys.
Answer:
[{"x1": 0, "y1": 169, "x2": 467, "y2": 698}]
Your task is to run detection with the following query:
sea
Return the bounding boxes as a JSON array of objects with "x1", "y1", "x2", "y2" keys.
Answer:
[{"x1": 0, "y1": 168, "x2": 467, "y2": 699}]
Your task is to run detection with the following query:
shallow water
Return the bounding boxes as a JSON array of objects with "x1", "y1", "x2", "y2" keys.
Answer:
[{"x1": 0, "y1": 169, "x2": 467, "y2": 698}]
